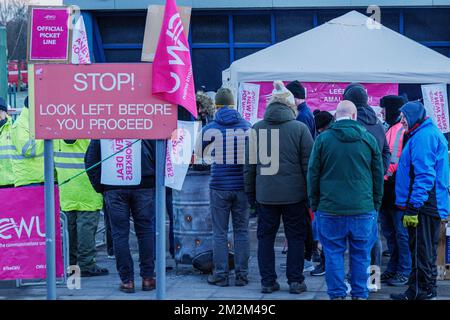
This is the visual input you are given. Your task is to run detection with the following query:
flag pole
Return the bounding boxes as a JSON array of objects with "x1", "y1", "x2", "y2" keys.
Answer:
[{"x1": 155, "y1": 139, "x2": 166, "y2": 299}]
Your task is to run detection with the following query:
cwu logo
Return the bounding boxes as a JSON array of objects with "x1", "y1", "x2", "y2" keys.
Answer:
[
  {"x1": 0, "y1": 216, "x2": 45, "y2": 240},
  {"x1": 165, "y1": 13, "x2": 189, "y2": 94}
]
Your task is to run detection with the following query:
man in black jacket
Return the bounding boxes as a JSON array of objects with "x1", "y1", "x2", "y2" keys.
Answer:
[{"x1": 85, "y1": 139, "x2": 156, "y2": 293}]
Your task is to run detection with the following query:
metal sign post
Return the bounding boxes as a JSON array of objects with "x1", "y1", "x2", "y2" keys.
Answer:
[
  {"x1": 44, "y1": 140, "x2": 56, "y2": 300},
  {"x1": 155, "y1": 139, "x2": 166, "y2": 300}
]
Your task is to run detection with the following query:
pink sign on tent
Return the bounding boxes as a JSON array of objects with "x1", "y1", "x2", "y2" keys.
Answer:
[
  {"x1": 28, "y1": 6, "x2": 71, "y2": 62},
  {"x1": 252, "y1": 82, "x2": 398, "y2": 119},
  {"x1": 0, "y1": 185, "x2": 64, "y2": 280}
]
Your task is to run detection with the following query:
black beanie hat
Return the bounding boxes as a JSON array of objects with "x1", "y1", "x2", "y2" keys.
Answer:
[
  {"x1": 343, "y1": 84, "x2": 368, "y2": 108},
  {"x1": 286, "y1": 81, "x2": 306, "y2": 99},
  {"x1": 0, "y1": 97, "x2": 7, "y2": 112},
  {"x1": 314, "y1": 110, "x2": 334, "y2": 131},
  {"x1": 380, "y1": 95, "x2": 407, "y2": 126}
]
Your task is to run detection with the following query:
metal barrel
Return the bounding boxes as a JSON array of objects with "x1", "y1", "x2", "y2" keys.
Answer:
[{"x1": 172, "y1": 169, "x2": 233, "y2": 265}]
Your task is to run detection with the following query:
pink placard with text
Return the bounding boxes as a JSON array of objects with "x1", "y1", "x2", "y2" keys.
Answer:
[
  {"x1": 0, "y1": 186, "x2": 63, "y2": 280},
  {"x1": 253, "y1": 82, "x2": 398, "y2": 119},
  {"x1": 29, "y1": 7, "x2": 71, "y2": 61}
]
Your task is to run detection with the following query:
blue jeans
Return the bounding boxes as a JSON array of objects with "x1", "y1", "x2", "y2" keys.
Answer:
[
  {"x1": 318, "y1": 211, "x2": 377, "y2": 299},
  {"x1": 257, "y1": 202, "x2": 306, "y2": 286},
  {"x1": 105, "y1": 188, "x2": 155, "y2": 283},
  {"x1": 210, "y1": 189, "x2": 250, "y2": 278},
  {"x1": 380, "y1": 207, "x2": 411, "y2": 276}
]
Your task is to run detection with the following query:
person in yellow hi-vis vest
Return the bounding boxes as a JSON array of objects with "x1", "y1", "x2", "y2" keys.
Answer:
[
  {"x1": 10, "y1": 97, "x2": 44, "y2": 187},
  {"x1": 0, "y1": 98, "x2": 15, "y2": 187},
  {"x1": 54, "y1": 139, "x2": 109, "y2": 277}
]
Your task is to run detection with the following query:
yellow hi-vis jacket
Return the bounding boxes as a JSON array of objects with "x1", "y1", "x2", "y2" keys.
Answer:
[
  {"x1": 0, "y1": 117, "x2": 15, "y2": 186},
  {"x1": 54, "y1": 139, "x2": 103, "y2": 212},
  {"x1": 11, "y1": 108, "x2": 44, "y2": 187}
]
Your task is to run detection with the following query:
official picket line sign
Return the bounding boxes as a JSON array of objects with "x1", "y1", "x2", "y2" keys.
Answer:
[
  {"x1": 29, "y1": 63, "x2": 178, "y2": 139},
  {"x1": 0, "y1": 186, "x2": 64, "y2": 280},
  {"x1": 27, "y1": 6, "x2": 72, "y2": 63},
  {"x1": 421, "y1": 84, "x2": 450, "y2": 134}
]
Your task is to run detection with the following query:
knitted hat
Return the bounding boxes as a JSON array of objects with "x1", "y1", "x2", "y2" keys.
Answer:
[
  {"x1": 343, "y1": 84, "x2": 368, "y2": 108},
  {"x1": 215, "y1": 87, "x2": 234, "y2": 107},
  {"x1": 0, "y1": 97, "x2": 7, "y2": 112},
  {"x1": 269, "y1": 80, "x2": 296, "y2": 108},
  {"x1": 286, "y1": 81, "x2": 306, "y2": 99},
  {"x1": 380, "y1": 95, "x2": 407, "y2": 126},
  {"x1": 313, "y1": 110, "x2": 334, "y2": 131}
]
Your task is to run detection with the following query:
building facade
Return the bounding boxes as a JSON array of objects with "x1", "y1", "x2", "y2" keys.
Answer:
[{"x1": 67, "y1": 1, "x2": 450, "y2": 91}]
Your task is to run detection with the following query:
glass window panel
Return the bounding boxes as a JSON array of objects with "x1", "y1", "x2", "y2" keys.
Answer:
[
  {"x1": 191, "y1": 15, "x2": 229, "y2": 43},
  {"x1": 404, "y1": 9, "x2": 450, "y2": 42},
  {"x1": 97, "y1": 15, "x2": 146, "y2": 44},
  {"x1": 234, "y1": 15, "x2": 271, "y2": 43},
  {"x1": 275, "y1": 10, "x2": 314, "y2": 42},
  {"x1": 379, "y1": 10, "x2": 399, "y2": 33},
  {"x1": 431, "y1": 47, "x2": 450, "y2": 58},
  {"x1": 234, "y1": 48, "x2": 264, "y2": 61},
  {"x1": 192, "y1": 49, "x2": 230, "y2": 91},
  {"x1": 104, "y1": 49, "x2": 142, "y2": 62}
]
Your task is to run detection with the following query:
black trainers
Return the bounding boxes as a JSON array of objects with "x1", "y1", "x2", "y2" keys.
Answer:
[
  {"x1": 387, "y1": 273, "x2": 409, "y2": 286},
  {"x1": 81, "y1": 265, "x2": 109, "y2": 277},
  {"x1": 390, "y1": 290, "x2": 435, "y2": 300},
  {"x1": 380, "y1": 271, "x2": 396, "y2": 283},
  {"x1": 289, "y1": 281, "x2": 307, "y2": 294},
  {"x1": 310, "y1": 263, "x2": 325, "y2": 276},
  {"x1": 235, "y1": 275, "x2": 249, "y2": 287},
  {"x1": 207, "y1": 274, "x2": 229, "y2": 287},
  {"x1": 261, "y1": 282, "x2": 280, "y2": 294}
]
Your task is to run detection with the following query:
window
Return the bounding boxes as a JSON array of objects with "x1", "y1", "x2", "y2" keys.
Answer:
[
  {"x1": 234, "y1": 48, "x2": 264, "y2": 60},
  {"x1": 379, "y1": 10, "x2": 399, "y2": 33},
  {"x1": 191, "y1": 15, "x2": 229, "y2": 43},
  {"x1": 192, "y1": 49, "x2": 230, "y2": 91},
  {"x1": 104, "y1": 50, "x2": 142, "y2": 62},
  {"x1": 317, "y1": 9, "x2": 355, "y2": 25},
  {"x1": 97, "y1": 15, "x2": 146, "y2": 44},
  {"x1": 431, "y1": 47, "x2": 450, "y2": 58},
  {"x1": 275, "y1": 11, "x2": 314, "y2": 42},
  {"x1": 233, "y1": 15, "x2": 271, "y2": 43},
  {"x1": 404, "y1": 9, "x2": 450, "y2": 42}
]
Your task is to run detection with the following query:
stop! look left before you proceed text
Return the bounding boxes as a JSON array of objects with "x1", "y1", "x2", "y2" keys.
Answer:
[{"x1": 37, "y1": 72, "x2": 173, "y2": 131}]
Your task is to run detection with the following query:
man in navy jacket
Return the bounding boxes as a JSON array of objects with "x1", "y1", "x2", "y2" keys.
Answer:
[{"x1": 201, "y1": 88, "x2": 251, "y2": 287}]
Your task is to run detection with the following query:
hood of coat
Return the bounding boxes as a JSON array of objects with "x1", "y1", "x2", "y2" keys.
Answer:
[
  {"x1": 264, "y1": 102, "x2": 296, "y2": 124},
  {"x1": 357, "y1": 106, "x2": 379, "y2": 126},
  {"x1": 329, "y1": 119, "x2": 366, "y2": 142},
  {"x1": 214, "y1": 106, "x2": 242, "y2": 126}
]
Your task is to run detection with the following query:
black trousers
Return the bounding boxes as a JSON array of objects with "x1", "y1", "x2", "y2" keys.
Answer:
[
  {"x1": 257, "y1": 202, "x2": 307, "y2": 286},
  {"x1": 407, "y1": 213, "x2": 441, "y2": 297}
]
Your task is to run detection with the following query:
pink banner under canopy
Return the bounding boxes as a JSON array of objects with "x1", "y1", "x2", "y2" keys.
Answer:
[
  {"x1": 251, "y1": 82, "x2": 398, "y2": 119},
  {"x1": 0, "y1": 185, "x2": 63, "y2": 280}
]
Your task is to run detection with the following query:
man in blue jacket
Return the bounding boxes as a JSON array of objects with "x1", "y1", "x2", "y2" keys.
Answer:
[
  {"x1": 201, "y1": 88, "x2": 252, "y2": 287},
  {"x1": 391, "y1": 101, "x2": 449, "y2": 300}
]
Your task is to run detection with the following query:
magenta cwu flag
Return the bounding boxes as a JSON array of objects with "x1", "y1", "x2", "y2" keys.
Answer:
[{"x1": 152, "y1": 0, "x2": 197, "y2": 118}]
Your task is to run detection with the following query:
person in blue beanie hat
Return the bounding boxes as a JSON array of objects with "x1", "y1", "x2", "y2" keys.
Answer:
[{"x1": 391, "y1": 101, "x2": 449, "y2": 300}]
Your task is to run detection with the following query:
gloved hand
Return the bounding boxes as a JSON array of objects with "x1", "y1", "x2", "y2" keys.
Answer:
[{"x1": 403, "y1": 206, "x2": 419, "y2": 228}]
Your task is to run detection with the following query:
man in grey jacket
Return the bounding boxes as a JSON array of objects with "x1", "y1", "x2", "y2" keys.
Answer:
[{"x1": 245, "y1": 81, "x2": 314, "y2": 294}]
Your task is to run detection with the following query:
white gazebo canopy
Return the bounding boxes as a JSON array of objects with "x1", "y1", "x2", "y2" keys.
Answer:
[{"x1": 223, "y1": 10, "x2": 450, "y2": 90}]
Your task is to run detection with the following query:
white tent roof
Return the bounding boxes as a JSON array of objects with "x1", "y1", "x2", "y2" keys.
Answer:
[{"x1": 224, "y1": 11, "x2": 450, "y2": 87}]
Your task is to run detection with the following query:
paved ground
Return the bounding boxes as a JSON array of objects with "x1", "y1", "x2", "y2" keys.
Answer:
[{"x1": 2, "y1": 216, "x2": 450, "y2": 300}]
